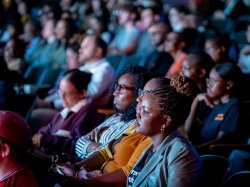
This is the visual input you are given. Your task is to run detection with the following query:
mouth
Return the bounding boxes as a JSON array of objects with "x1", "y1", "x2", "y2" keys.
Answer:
[{"x1": 135, "y1": 119, "x2": 140, "y2": 127}]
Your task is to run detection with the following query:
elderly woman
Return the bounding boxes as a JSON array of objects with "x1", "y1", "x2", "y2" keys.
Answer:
[
  {"x1": 32, "y1": 69, "x2": 102, "y2": 155},
  {"x1": 127, "y1": 75, "x2": 201, "y2": 187}
]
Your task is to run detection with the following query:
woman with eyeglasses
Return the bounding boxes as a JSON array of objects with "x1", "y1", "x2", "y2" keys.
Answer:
[
  {"x1": 54, "y1": 77, "x2": 174, "y2": 186},
  {"x1": 184, "y1": 63, "x2": 243, "y2": 152},
  {"x1": 32, "y1": 69, "x2": 103, "y2": 155}
]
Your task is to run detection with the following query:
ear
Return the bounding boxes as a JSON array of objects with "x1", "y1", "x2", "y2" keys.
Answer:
[
  {"x1": 95, "y1": 47, "x2": 103, "y2": 58},
  {"x1": 80, "y1": 90, "x2": 87, "y2": 99},
  {"x1": 198, "y1": 68, "x2": 206, "y2": 78},
  {"x1": 0, "y1": 143, "x2": 11, "y2": 158},
  {"x1": 162, "y1": 115, "x2": 172, "y2": 129},
  {"x1": 226, "y1": 80, "x2": 234, "y2": 90}
]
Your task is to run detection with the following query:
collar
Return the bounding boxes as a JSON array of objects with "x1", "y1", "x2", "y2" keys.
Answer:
[
  {"x1": 60, "y1": 99, "x2": 89, "y2": 119},
  {"x1": 79, "y1": 58, "x2": 105, "y2": 70}
]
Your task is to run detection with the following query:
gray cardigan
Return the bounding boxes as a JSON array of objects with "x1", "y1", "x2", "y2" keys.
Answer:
[{"x1": 127, "y1": 130, "x2": 201, "y2": 187}]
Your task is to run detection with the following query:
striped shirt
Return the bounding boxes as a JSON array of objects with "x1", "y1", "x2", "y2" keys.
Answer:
[{"x1": 75, "y1": 114, "x2": 135, "y2": 159}]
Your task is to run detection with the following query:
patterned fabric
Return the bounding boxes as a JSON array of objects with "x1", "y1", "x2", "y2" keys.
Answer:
[{"x1": 75, "y1": 114, "x2": 135, "y2": 159}]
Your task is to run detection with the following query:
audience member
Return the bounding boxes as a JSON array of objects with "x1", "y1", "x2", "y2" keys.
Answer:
[
  {"x1": 181, "y1": 51, "x2": 215, "y2": 92},
  {"x1": 135, "y1": 5, "x2": 160, "y2": 56},
  {"x1": 32, "y1": 69, "x2": 103, "y2": 155},
  {"x1": 238, "y1": 24, "x2": 250, "y2": 74},
  {"x1": 185, "y1": 63, "x2": 243, "y2": 152},
  {"x1": 143, "y1": 23, "x2": 174, "y2": 77},
  {"x1": 127, "y1": 75, "x2": 201, "y2": 187},
  {"x1": 0, "y1": 111, "x2": 39, "y2": 187},
  {"x1": 108, "y1": 3, "x2": 139, "y2": 55},
  {"x1": 164, "y1": 31, "x2": 187, "y2": 78},
  {"x1": 75, "y1": 65, "x2": 152, "y2": 159}
]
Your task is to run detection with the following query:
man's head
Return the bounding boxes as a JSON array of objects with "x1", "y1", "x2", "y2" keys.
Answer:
[
  {"x1": 79, "y1": 34, "x2": 107, "y2": 64},
  {"x1": 140, "y1": 6, "x2": 160, "y2": 30},
  {"x1": 148, "y1": 23, "x2": 169, "y2": 48},
  {"x1": 116, "y1": 3, "x2": 137, "y2": 25}
]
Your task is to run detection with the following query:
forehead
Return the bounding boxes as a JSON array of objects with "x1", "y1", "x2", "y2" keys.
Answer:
[
  {"x1": 118, "y1": 73, "x2": 136, "y2": 86},
  {"x1": 59, "y1": 78, "x2": 75, "y2": 89},
  {"x1": 141, "y1": 93, "x2": 160, "y2": 108},
  {"x1": 144, "y1": 79, "x2": 160, "y2": 90},
  {"x1": 209, "y1": 68, "x2": 220, "y2": 78},
  {"x1": 81, "y1": 36, "x2": 95, "y2": 46},
  {"x1": 184, "y1": 55, "x2": 197, "y2": 66}
]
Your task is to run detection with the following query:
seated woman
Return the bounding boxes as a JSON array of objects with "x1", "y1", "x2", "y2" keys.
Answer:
[
  {"x1": 185, "y1": 63, "x2": 243, "y2": 151},
  {"x1": 0, "y1": 111, "x2": 39, "y2": 187},
  {"x1": 54, "y1": 77, "x2": 171, "y2": 186},
  {"x1": 75, "y1": 65, "x2": 152, "y2": 159},
  {"x1": 126, "y1": 75, "x2": 201, "y2": 187},
  {"x1": 32, "y1": 69, "x2": 103, "y2": 155}
]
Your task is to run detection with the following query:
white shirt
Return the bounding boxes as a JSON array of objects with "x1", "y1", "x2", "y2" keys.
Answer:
[{"x1": 79, "y1": 58, "x2": 115, "y2": 107}]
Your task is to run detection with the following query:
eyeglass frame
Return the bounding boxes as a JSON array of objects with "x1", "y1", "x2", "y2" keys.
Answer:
[
  {"x1": 114, "y1": 84, "x2": 135, "y2": 94},
  {"x1": 206, "y1": 78, "x2": 225, "y2": 85}
]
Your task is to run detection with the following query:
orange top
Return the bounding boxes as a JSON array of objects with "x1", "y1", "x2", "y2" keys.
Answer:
[
  {"x1": 165, "y1": 52, "x2": 186, "y2": 79},
  {"x1": 100, "y1": 133, "x2": 152, "y2": 176}
]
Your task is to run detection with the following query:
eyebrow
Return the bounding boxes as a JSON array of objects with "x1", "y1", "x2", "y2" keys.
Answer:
[{"x1": 141, "y1": 105, "x2": 150, "y2": 111}]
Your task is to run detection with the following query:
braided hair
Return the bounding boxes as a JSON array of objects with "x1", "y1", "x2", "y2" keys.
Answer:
[{"x1": 151, "y1": 75, "x2": 199, "y2": 130}]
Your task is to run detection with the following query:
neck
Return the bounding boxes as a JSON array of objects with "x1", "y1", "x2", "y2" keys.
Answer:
[
  {"x1": 125, "y1": 21, "x2": 134, "y2": 29},
  {"x1": 220, "y1": 93, "x2": 232, "y2": 103},
  {"x1": 47, "y1": 36, "x2": 56, "y2": 43},
  {"x1": 150, "y1": 133, "x2": 168, "y2": 152},
  {"x1": 156, "y1": 43, "x2": 165, "y2": 52}
]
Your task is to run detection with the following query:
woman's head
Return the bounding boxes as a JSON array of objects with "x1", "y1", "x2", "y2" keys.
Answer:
[
  {"x1": 59, "y1": 69, "x2": 92, "y2": 108},
  {"x1": 206, "y1": 63, "x2": 242, "y2": 98},
  {"x1": 113, "y1": 65, "x2": 152, "y2": 122},
  {"x1": 136, "y1": 75, "x2": 198, "y2": 136}
]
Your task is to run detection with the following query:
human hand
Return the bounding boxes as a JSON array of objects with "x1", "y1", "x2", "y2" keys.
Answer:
[
  {"x1": 55, "y1": 163, "x2": 75, "y2": 177},
  {"x1": 32, "y1": 133, "x2": 43, "y2": 147},
  {"x1": 86, "y1": 142, "x2": 101, "y2": 153},
  {"x1": 196, "y1": 93, "x2": 219, "y2": 108}
]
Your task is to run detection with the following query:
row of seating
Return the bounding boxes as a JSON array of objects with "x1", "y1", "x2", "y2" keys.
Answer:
[{"x1": 200, "y1": 154, "x2": 250, "y2": 187}]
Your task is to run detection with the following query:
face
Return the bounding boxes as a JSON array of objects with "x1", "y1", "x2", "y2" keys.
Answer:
[
  {"x1": 246, "y1": 25, "x2": 250, "y2": 43},
  {"x1": 113, "y1": 73, "x2": 136, "y2": 111},
  {"x1": 206, "y1": 68, "x2": 227, "y2": 98},
  {"x1": 118, "y1": 10, "x2": 131, "y2": 25},
  {"x1": 59, "y1": 78, "x2": 85, "y2": 108},
  {"x1": 141, "y1": 9, "x2": 155, "y2": 29},
  {"x1": 55, "y1": 20, "x2": 67, "y2": 40},
  {"x1": 148, "y1": 26, "x2": 166, "y2": 46},
  {"x1": 164, "y1": 32, "x2": 179, "y2": 53},
  {"x1": 204, "y1": 40, "x2": 221, "y2": 63},
  {"x1": 182, "y1": 55, "x2": 199, "y2": 80},
  {"x1": 4, "y1": 40, "x2": 15, "y2": 59},
  {"x1": 42, "y1": 20, "x2": 55, "y2": 39},
  {"x1": 136, "y1": 93, "x2": 164, "y2": 136},
  {"x1": 78, "y1": 36, "x2": 97, "y2": 63},
  {"x1": 66, "y1": 48, "x2": 79, "y2": 69},
  {"x1": 136, "y1": 79, "x2": 161, "y2": 120}
]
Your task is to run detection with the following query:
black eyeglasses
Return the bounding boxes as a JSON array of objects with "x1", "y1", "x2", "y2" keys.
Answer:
[{"x1": 114, "y1": 84, "x2": 135, "y2": 94}]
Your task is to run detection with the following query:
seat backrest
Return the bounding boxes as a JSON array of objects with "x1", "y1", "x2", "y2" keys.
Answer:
[
  {"x1": 23, "y1": 65, "x2": 47, "y2": 85},
  {"x1": 200, "y1": 154, "x2": 229, "y2": 187},
  {"x1": 222, "y1": 170, "x2": 250, "y2": 187},
  {"x1": 106, "y1": 54, "x2": 126, "y2": 75},
  {"x1": 38, "y1": 67, "x2": 63, "y2": 86}
]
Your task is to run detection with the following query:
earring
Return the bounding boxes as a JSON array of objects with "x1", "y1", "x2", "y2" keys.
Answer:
[{"x1": 161, "y1": 126, "x2": 166, "y2": 133}]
